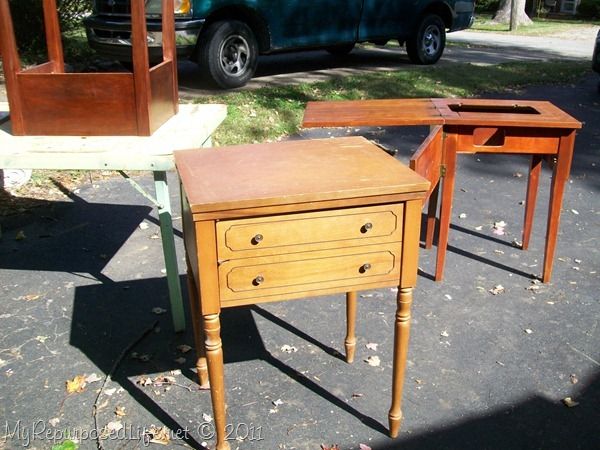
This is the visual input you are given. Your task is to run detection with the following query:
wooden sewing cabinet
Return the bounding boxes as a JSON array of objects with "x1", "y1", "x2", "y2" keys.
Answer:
[{"x1": 175, "y1": 137, "x2": 429, "y2": 449}]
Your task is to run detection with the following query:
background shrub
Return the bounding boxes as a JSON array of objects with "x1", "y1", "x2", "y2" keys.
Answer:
[{"x1": 7, "y1": 0, "x2": 92, "y2": 62}]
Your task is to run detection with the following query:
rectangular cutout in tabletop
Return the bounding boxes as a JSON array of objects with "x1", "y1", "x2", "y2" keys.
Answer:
[{"x1": 447, "y1": 104, "x2": 540, "y2": 115}]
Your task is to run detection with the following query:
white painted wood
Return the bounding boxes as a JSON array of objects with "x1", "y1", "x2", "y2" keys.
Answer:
[{"x1": 0, "y1": 103, "x2": 227, "y2": 170}]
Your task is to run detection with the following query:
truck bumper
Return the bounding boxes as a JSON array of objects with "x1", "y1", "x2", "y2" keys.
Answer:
[{"x1": 84, "y1": 16, "x2": 204, "y2": 62}]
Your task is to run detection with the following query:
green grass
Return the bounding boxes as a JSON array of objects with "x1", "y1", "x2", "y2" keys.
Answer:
[
  {"x1": 472, "y1": 14, "x2": 600, "y2": 34},
  {"x1": 197, "y1": 60, "x2": 590, "y2": 146}
]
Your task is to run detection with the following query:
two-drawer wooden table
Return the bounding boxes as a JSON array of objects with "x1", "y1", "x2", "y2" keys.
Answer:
[
  {"x1": 175, "y1": 136, "x2": 429, "y2": 449},
  {"x1": 303, "y1": 98, "x2": 582, "y2": 283}
]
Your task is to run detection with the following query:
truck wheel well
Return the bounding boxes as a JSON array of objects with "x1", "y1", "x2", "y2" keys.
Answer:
[
  {"x1": 202, "y1": 6, "x2": 270, "y2": 52},
  {"x1": 421, "y1": 2, "x2": 453, "y2": 29}
]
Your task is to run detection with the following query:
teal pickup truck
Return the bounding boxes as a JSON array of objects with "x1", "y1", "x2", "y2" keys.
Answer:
[{"x1": 85, "y1": 0, "x2": 475, "y2": 89}]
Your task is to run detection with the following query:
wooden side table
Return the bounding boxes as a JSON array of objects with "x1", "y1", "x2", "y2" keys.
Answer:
[
  {"x1": 175, "y1": 136, "x2": 429, "y2": 449},
  {"x1": 302, "y1": 98, "x2": 582, "y2": 283}
]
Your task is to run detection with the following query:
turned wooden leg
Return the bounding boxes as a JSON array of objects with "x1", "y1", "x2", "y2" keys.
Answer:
[
  {"x1": 388, "y1": 287, "x2": 414, "y2": 438},
  {"x1": 344, "y1": 291, "x2": 357, "y2": 363},
  {"x1": 203, "y1": 313, "x2": 230, "y2": 450},
  {"x1": 186, "y1": 266, "x2": 209, "y2": 388},
  {"x1": 522, "y1": 155, "x2": 542, "y2": 251},
  {"x1": 425, "y1": 182, "x2": 440, "y2": 249},
  {"x1": 435, "y1": 134, "x2": 457, "y2": 282},
  {"x1": 543, "y1": 132, "x2": 575, "y2": 283}
]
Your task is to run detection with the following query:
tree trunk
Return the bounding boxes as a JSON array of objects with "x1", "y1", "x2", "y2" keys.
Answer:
[{"x1": 493, "y1": 0, "x2": 533, "y2": 26}]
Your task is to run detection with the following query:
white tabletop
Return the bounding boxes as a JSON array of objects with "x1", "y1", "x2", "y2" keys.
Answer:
[{"x1": 0, "y1": 102, "x2": 227, "y2": 171}]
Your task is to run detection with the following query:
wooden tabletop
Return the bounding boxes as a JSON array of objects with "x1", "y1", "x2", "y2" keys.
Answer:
[
  {"x1": 175, "y1": 136, "x2": 430, "y2": 215},
  {"x1": 302, "y1": 99, "x2": 444, "y2": 128},
  {"x1": 302, "y1": 98, "x2": 581, "y2": 129}
]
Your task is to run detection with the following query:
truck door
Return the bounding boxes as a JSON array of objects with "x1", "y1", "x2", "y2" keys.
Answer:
[
  {"x1": 268, "y1": 0, "x2": 363, "y2": 48},
  {"x1": 358, "y1": 0, "x2": 413, "y2": 41}
]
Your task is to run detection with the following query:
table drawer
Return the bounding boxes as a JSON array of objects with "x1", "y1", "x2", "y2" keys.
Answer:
[
  {"x1": 216, "y1": 204, "x2": 403, "y2": 259},
  {"x1": 218, "y1": 244, "x2": 401, "y2": 303}
]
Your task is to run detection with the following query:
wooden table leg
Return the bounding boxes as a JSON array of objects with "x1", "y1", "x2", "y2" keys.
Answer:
[
  {"x1": 186, "y1": 264, "x2": 209, "y2": 388},
  {"x1": 522, "y1": 155, "x2": 542, "y2": 250},
  {"x1": 388, "y1": 287, "x2": 414, "y2": 438},
  {"x1": 425, "y1": 181, "x2": 440, "y2": 249},
  {"x1": 345, "y1": 291, "x2": 357, "y2": 363},
  {"x1": 435, "y1": 133, "x2": 458, "y2": 281},
  {"x1": 203, "y1": 313, "x2": 230, "y2": 450},
  {"x1": 542, "y1": 131, "x2": 575, "y2": 283}
]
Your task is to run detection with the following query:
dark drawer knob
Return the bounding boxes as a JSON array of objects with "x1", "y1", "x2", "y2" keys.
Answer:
[
  {"x1": 253, "y1": 275, "x2": 265, "y2": 286},
  {"x1": 360, "y1": 263, "x2": 372, "y2": 273},
  {"x1": 251, "y1": 234, "x2": 264, "y2": 245},
  {"x1": 361, "y1": 222, "x2": 373, "y2": 233}
]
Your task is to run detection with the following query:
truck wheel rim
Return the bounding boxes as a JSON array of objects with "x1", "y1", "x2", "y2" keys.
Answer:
[
  {"x1": 219, "y1": 34, "x2": 250, "y2": 77},
  {"x1": 422, "y1": 25, "x2": 441, "y2": 56}
]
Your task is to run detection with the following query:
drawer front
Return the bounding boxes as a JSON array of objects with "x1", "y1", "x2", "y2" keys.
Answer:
[
  {"x1": 216, "y1": 204, "x2": 404, "y2": 259},
  {"x1": 218, "y1": 244, "x2": 401, "y2": 302}
]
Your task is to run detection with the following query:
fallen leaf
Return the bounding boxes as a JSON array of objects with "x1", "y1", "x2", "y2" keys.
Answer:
[
  {"x1": 115, "y1": 406, "x2": 126, "y2": 417},
  {"x1": 570, "y1": 209, "x2": 579, "y2": 215},
  {"x1": 351, "y1": 393, "x2": 364, "y2": 398},
  {"x1": 106, "y1": 420, "x2": 123, "y2": 432},
  {"x1": 562, "y1": 397, "x2": 579, "y2": 408},
  {"x1": 85, "y1": 373, "x2": 102, "y2": 384},
  {"x1": 21, "y1": 294, "x2": 41, "y2": 302},
  {"x1": 272, "y1": 398, "x2": 283, "y2": 407},
  {"x1": 440, "y1": 330, "x2": 449, "y2": 337},
  {"x1": 35, "y1": 335, "x2": 49, "y2": 343},
  {"x1": 139, "y1": 222, "x2": 149, "y2": 230},
  {"x1": 359, "y1": 445, "x2": 373, "y2": 450},
  {"x1": 321, "y1": 445, "x2": 340, "y2": 450},
  {"x1": 574, "y1": 259, "x2": 582, "y2": 264},
  {"x1": 511, "y1": 239, "x2": 522, "y2": 247},
  {"x1": 524, "y1": 328, "x2": 533, "y2": 334},
  {"x1": 493, "y1": 228, "x2": 505, "y2": 236},
  {"x1": 170, "y1": 369, "x2": 182, "y2": 376},
  {"x1": 202, "y1": 413, "x2": 213, "y2": 422},
  {"x1": 365, "y1": 342, "x2": 378, "y2": 351},
  {"x1": 152, "y1": 307, "x2": 167, "y2": 315},
  {"x1": 489, "y1": 285, "x2": 505, "y2": 295},
  {"x1": 458, "y1": 213, "x2": 467, "y2": 219},
  {"x1": 474, "y1": 225, "x2": 483, "y2": 231},
  {"x1": 364, "y1": 355, "x2": 381, "y2": 367},
  {"x1": 496, "y1": 361, "x2": 505, "y2": 367},
  {"x1": 154, "y1": 375, "x2": 176, "y2": 385},
  {"x1": 280, "y1": 344, "x2": 298, "y2": 353},
  {"x1": 494, "y1": 250, "x2": 505, "y2": 255},
  {"x1": 570, "y1": 374, "x2": 579, "y2": 385},
  {"x1": 104, "y1": 388, "x2": 117, "y2": 396},
  {"x1": 49, "y1": 417, "x2": 60, "y2": 427},
  {"x1": 513, "y1": 172, "x2": 523, "y2": 178},
  {"x1": 66, "y1": 375, "x2": 87, "y2": 394},
  {"x1": 444, "y1": 294, "x2": 452, "y2": 300},
  {"x1": 414, "y1": 378, "x2": 424, "y2": 384},
  {"x1": 176, "y1": 344, "x2": 192, "y2": 353},
  {"x1": 137, "y1": 376, "x2": 153, "y2": 387},
  {"x1": 146, "y1": 426, "x2": 170, "y2": 445},
  {"x1": 494, "y1": 221, "x2": 507, "y2": 228}
]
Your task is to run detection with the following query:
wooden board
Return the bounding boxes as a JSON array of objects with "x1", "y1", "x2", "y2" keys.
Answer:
[{"x1": 0, "y1": 103, "x2": 227, "y2": 171}]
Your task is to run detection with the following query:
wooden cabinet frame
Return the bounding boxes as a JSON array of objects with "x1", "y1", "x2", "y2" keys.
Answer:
[
  {"x1": 0, "y1": 0, "x2": 178, "y2": 136},
  {"x1": 303, "y1": 98, "x2": 582, "y2": 283}
]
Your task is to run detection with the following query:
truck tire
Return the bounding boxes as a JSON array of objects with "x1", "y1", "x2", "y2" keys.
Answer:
[
  {"x1": 198, "y1": 20, "x2": 258, "y2": 89},
  {"x1": 406, "y1": 14, "x2": 446, "y2": 65}
]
